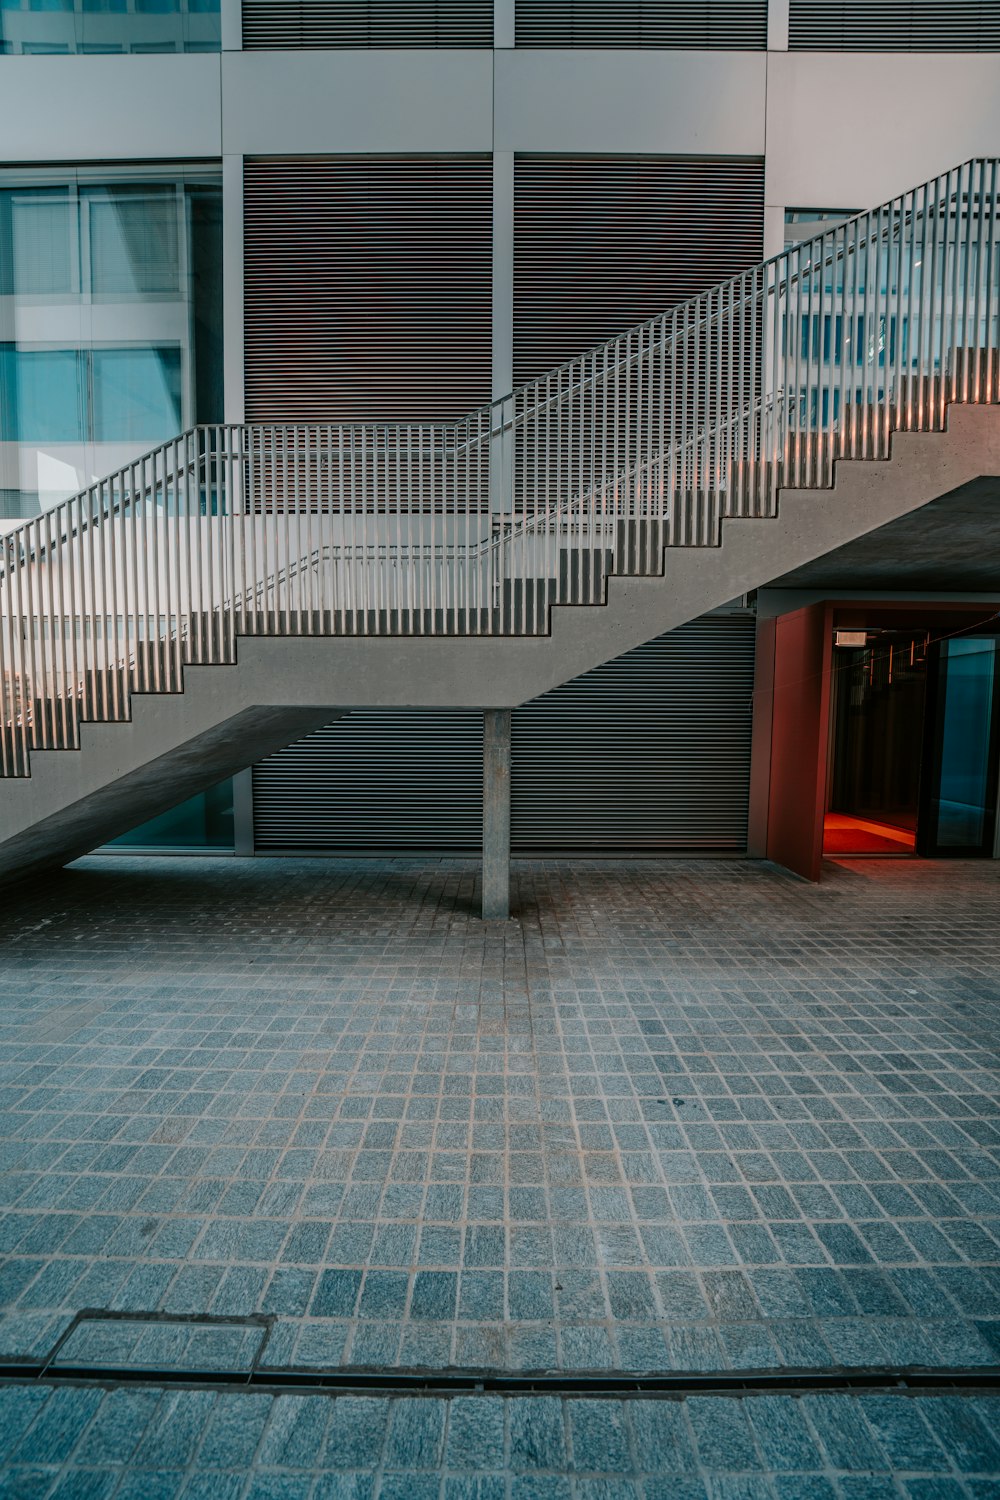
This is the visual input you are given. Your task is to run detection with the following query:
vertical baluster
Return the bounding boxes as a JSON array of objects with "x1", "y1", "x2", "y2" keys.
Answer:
[
  {"x1": 986, "y1": 161, "x2": 998, "y2": 403},
  {"x1": 860, "y1": 211, "x2": 875, "y2": 459},
  {"x1": 926, "y1": 174, "x2": 943, "y2": 427},
  {"x1": 150, "y1": 451, "x2": 163, "y2": 690},
  {"x1": 105, "y1": 478, "x2": 120, "y2": 720},
  {"x1": 10, "y1": 526, "x2": 30, "y2": 766},
  {"x1": 64, "y1": 496, "x2": 80, "y2": 747},
  {"x1": 33, "y1": 514, "x2": 47, "y2": 746},
  {"x1": 360, "y1": 426, "x2": 370, "y2": 636},
  {"x1": 667, "y1": 308, "x2": 678, "y2": 535},
  {"x1": 834, "y1": 224, "x2": 849, "y2": 464},
  {"x1": 876, "y1": 206, "x2": 889, "y2": 460},
  {"x1": 427, "y1": 426, "x2": 436, "y2": 637},
  {"x1": 393, "y1": 423, "x2": 402, "y2": 635},
  {"x1": 39, "y1": 510, "x2": 56, "y2": 747},
  {"x1": 681, "y1": 300, "x2": 692, "y2": 539},
  {"x1": 2, "y1": 528, "x2": 16, "y2": 772},
  {"x1": 748, "y1": 267, "x2": 760, "y2": 514},
  {"x1": 767, "y1": 258, "x2": 778, "y2": 510},
  {"x1": 914, "y1": 183, "x2": 928, "y2": 431},
  {"x1": 790, "y1": 242, "x2": 804, "y2": 487},
  {"x1": 903, "y1": 187, "x2": 918, "y2": 431},
  {"x1": 344, "y1": 429, "x2": 355, "y2": 633},
  {"x1": 808, "y1": 235, "x2": 821, "y2": 480},
  {"x1": 969, "y1": 162, "x2": 985, "y2": 404},
  {"x1": 714, "y1": 283, "x2": 724, "y2": 520},
  {"x1": 950, "y1": 165, "x2": 964, "y2": 403}
]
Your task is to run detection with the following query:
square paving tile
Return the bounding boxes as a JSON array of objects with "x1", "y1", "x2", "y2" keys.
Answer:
[{"x1": 0, "y1": 855, "x2": 998, "y2": 1374}]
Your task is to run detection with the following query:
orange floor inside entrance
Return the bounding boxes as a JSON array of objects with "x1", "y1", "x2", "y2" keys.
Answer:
[{"x1": 823, "y1": 813, "x2": 917, "y2": 856}]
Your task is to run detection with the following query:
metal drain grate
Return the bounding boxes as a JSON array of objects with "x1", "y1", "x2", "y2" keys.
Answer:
[
  {"x1": 37, "y1": 1311, "x2": 273, "y2": 1384},
  {"x1": 0, "y1": 1312, "x2": 997, "y2": 1396}
]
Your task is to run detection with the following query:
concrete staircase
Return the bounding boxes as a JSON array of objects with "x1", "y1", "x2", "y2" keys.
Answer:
[{"x1": 2, "y1": 401, "x2": 998, "y2": 886}]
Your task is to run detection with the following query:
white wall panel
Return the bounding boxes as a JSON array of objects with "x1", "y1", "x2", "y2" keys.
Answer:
[
  {"x1": 0, "y1": 56, "x2": 221, "y2": 162},
  {"x1": 494, "y1": 48, "x2": 765, "y2": 154},
  {"x1": 221, "y1": 50, "x2": 493, "y2": 154},
  {"x1": 765, "y1": 53, "x2": 1000, "y2": 212}
]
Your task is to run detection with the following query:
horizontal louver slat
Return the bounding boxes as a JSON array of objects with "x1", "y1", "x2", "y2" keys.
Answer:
[
  {"x1": 241, "y1": 0, "x2": 493, "y2": 49},
  {"x1": 512, "y1": 614, "x2": 755, "y2": 852},
  {"x1": 789, "y1": 0, "x2": 1000, "y2": 50},
  {"x1": 243, "y1": 157, "x2": 493, "y2": 425},
  {"x1": 515, "y1": 0, "x2": 767, "y2": 48},
  {"x1": 252, "y1": 613, "x2": 756, "y2": 854},
  {"x1": 513, "y1": 155, "x2": 765, "y2": 386}
]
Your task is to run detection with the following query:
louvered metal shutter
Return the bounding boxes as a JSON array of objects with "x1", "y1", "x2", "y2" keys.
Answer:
[
  {"x1": 513, "y1": 156, "x2": 765, "y2": 385},
  {"x1": 241, "y1": 1, "x2": 494, "y2": 48},
  {"x1": 515, "y1": 1, "x2": 767, "y2": 48},
  {"x1": 252, "y1": 611, "x2": 756, "y2": 854},
  {"x1": 512, "y1": 612, "x2": 755, "y2": 853},
  {"x1": 788, "y1": 1, "x2": 1000, "y2": 50},
  {"x1": 253, "y1": 710, "x2": 484, "y2": 852},
  {"x1": 243, "y1": 157, "x2": 493, "y2": 424}
]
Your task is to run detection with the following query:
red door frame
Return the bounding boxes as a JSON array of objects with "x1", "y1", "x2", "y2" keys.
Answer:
[
  {"x1": 750, "y1": 599, "x2": 1000, "y2": 880},
  {"x1": 764, "y1": 603, "x2": 833, "y2": 881}
]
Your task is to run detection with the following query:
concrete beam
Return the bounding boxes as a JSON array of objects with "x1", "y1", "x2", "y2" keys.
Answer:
[{"x1": 482, "y1": 708, "x2": 512, "y2": 920}]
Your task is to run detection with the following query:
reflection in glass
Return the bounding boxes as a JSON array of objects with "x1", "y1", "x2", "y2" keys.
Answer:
[
  {"x1": 110, "y1": 780, "x2": 235, "y2": 849},
  {"x1": 0, "y1": 348, "x2": 85, "y2": 443},
  {"x1": 0, "y1": 0, "x2": 221, "y2": 54},
  {"x1": 11, "y1": 191, "x2": 73, "y2": 295},
  {"x1": 929, "y1": 638, "x2": 999, "y2": 850},
  {"x1": 0, "y1": 165, "x2": 222, "y2": 519},
  {"x1": 89, "y1": 188, "x2": 180, "y2": 297},
  {"x1": 91, "y1": 347, "x2": 182, "y2": 441}
]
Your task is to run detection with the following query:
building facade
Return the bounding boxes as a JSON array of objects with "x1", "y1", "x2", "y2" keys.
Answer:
[{"x1": 3, "y1": 0, "x2": 1000, "y2": 865}]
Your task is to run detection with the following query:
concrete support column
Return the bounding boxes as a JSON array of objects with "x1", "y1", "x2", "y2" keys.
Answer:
[
  {"x1": 482, "y1": 708, "x2": 512, "y2": 919},
  {"x1": 232, "y1": 768, "x2": 255, "y2": 856}
]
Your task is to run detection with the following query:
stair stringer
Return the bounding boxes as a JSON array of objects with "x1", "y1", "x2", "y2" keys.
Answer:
[{"x1": 1, "y1": 403, "x2": 999, "y2": 886}]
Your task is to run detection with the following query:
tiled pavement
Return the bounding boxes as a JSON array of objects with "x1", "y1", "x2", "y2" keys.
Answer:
[
  {"x1": 0, "y1": 855, "x2": 999, "y2": 1382},
  {"x1": 3, "y1": 1382, "x2": 1000, "y2": 1498}
]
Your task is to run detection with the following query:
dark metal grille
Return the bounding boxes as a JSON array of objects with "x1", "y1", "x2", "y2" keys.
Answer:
[
  {"x1": 515, "y1": 0, "x2": 767, "y2": 48},
  {"x1": 243, "y1": 156, "x2": 493, "y2": 425},
  {"x1": 241, "y1": 0, "x2": 493, "y2": 48},
  {"x1": 789, "y1": 0, "x2": 1000, "y2": 50},
  {"x1": 513, "y1": 155, "x2": 765, "y2": 386}
]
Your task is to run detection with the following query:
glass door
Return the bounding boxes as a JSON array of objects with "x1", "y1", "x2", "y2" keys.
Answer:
[{"x1": 918, "y1": 637, "x2": 1000, "y2": 857}]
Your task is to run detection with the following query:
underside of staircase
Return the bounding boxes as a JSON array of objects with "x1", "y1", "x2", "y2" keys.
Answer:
[{"x1": 2, "y1": 401, "x2": 998, "y2": 887}]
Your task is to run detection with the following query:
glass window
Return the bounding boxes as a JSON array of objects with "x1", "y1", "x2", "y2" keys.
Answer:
[
  {"x1": 0, "y1": 347, "x2": 85, "y2": 443},
  {"x1": 110, "y1": 779, "x2": 235, "y2": 849},
  {"x1": 9, "y1": 190, "x2": 74, "y2": 295},
  {"x1": 929, "y1": 638, "x2": 999, "y2": 850},
  {"x1": 91, "y1": 346, "x2": 182, "y2": 442},
  {"x1": 0, "y1": 165, "x2": 221, "y2": 517},
  {"x1": 88, "y1": 187, "x2": 180, "y2": 297},
  {"x1": 0, "y1": 0, "x2": 220, "y2": 54}
]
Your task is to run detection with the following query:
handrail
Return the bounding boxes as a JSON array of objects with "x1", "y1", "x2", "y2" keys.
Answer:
[{"x1": 0, "y1": 157, "x2": 997, "y2": 775}]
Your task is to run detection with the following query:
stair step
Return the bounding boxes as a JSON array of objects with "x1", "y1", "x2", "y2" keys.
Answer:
[{"x1": 558, "y1": 548, "x2": 613, "y2": 605}]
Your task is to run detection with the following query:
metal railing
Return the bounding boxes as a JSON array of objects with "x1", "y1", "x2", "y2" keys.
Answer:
[{"x1": 1, "y1": 158, "x2": 998, "y2": 775}]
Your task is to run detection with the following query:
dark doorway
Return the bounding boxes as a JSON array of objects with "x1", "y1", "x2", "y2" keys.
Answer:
[
  {"x1": 825, "y1": 629, "x2": 928, "y2": 857},
  {"x1": 825, "y1": 626, "x2": 1000, "y2": 859}
]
